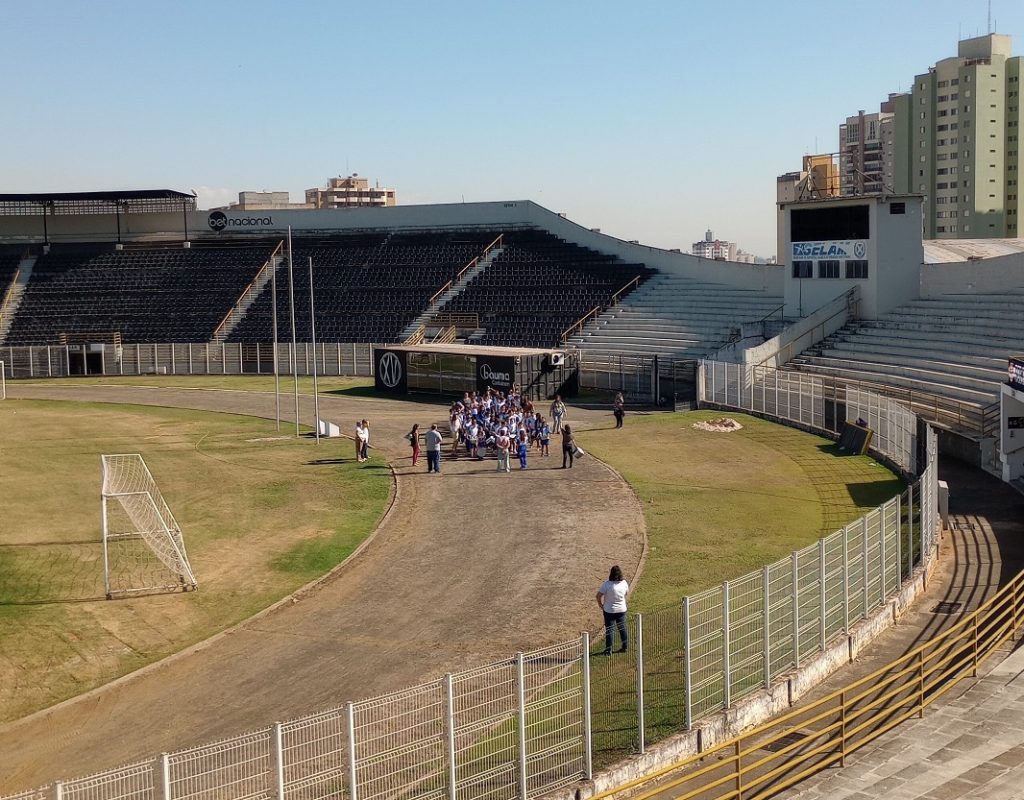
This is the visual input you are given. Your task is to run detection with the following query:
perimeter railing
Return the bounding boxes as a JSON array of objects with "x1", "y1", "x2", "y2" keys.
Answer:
[
  {"x1": 2, "y1": 362, "x2": 939, "y2": 800},
  {"x1": 595, "y1": 556, "x2": 1024, "y2": 800}
]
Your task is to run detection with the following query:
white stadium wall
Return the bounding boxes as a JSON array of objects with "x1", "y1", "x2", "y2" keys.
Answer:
[
  {"x1": 0, "y1": 200, "x2": 783, "y2": 295},
  {"x1": 921, "y1": 250, "x2": 1024, "y2": 296}
]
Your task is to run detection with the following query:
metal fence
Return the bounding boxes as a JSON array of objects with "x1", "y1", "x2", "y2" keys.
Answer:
[
  {"x1": 699, "y1": 360, "x2": 918, "y2": 473},
  {"x1": 576, "y1": 353, "x2": 697, "y2": 405},
  {"x1": 0, "y1": 342, "x2": 380, "y2": 379},
  {"x1": 3, "y1": 367, "x2": 939, "y2": 800}
]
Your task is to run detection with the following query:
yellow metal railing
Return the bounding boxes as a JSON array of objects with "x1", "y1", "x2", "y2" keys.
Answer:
[
  {"x1": 596, "y1": 568, "x2": 1024, "y2": 800},
  {"x1": 404, "y1": 325, "x2": 426, "y2": 345}
]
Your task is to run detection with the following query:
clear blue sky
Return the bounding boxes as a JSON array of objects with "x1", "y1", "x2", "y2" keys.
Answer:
[{"x1": 3, "y1": 0, "x2": 1022, "y2": 256}]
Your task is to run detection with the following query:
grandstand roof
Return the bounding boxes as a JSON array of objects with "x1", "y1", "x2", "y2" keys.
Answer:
[
  {"x1": 0, "y1": 190, "x2": 196, "y2": 216},
  {"x1": 923, "y1": 238, "x2": 1024, "y2": 263},
  {"x1": 0, "y1": 189, "x2": 195, "y2": 203}
]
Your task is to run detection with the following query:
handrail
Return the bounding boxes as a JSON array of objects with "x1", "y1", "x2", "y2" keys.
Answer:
[
  {"x1": 981, "y1": 400, "x2": 1001, "y2": 438},
  {"x1": 560, "y1": 306, "x2": 602, "y2": 343},
  {"x1": 756, "y1": 302, "x2": 786, "y2": 326},
  {"x1": 609, "y1": 274, "x2": 640, "y2": 306},
  {"x1": 211, "y1": 241, "x2": 285, "y2": 341},
  {"x1": 426, "y1": 234, "x2": 505, "y2": 309},
  {"x1": 595, "y1": 567, "x2": 1024, "y2": 800},
  {"x1": 799, "y1": 371, "x2": 994, "y2": 438},
  {"x1": 0, "y1": 268, "x2": 21, "y2": 329},
  {"x1": 404, "y1": 325, "x2": 425, "y2": 345},
  {"x1": 753, "y1": 287, "x2": 858, "y2": 369},
  {"x1": 429, "y1": 312, "x2": 479, "y2": 328}
]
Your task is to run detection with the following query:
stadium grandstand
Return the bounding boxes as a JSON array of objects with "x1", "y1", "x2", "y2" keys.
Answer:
[{"x1": 1, "y1": 189, "x2": 1023, "y2": 482}]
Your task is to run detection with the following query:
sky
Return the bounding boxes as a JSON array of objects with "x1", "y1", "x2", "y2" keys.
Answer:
[{"x1": 3, "y1": 0, "x2": 1023, "y2": 257}]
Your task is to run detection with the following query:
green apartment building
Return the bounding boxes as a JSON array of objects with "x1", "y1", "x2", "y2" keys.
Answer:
[{"x1": 867, "y1": 34, "x2": 1022, "y2": 239}]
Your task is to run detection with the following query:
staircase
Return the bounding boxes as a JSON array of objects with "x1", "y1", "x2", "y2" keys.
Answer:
[
  {"x1": 564, "y1": 272, "x2": 784, "y2": 359},
  {"x1": 211, "y1": 242, "x2": 285, "y2": 343},
  {"x1": 398, "y1": 240, "x2": 506, "y2": 342},
  {"x1": 0, "y1": 255, "x2": 36, "y2": 345}
]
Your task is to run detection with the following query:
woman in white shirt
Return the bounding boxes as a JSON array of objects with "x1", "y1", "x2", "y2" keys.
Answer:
[{"x1": 596, "y1": 565, "x2": 629, "y2": 656}]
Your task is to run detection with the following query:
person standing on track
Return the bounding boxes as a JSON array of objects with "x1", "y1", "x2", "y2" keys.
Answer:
[
  {"x1": 613, "y1": 392, "x2": 625, "y2": 429},
  {"x1": 425, "y1": 424, "x2": 443, "y2": 473},
  {"x1": 550, "y1": 395, "x2": 566, "y2": 433},
  {"x1": 407, "y1": 423, "x2": 420, "y2": 467},
  {"x1": 596, "y1": 565, "x2": 629, "y2": 655},
  {"x1": 561, "y1": 424, "x2": 576, "y2": 469},
  {"x1": 358, "y1": 419, "x2": 371, "y2": 461}
]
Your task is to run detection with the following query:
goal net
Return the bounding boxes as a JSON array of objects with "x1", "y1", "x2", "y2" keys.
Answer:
[{"x1": 101, "y1": 454, "x2": 197, "y2": 598}]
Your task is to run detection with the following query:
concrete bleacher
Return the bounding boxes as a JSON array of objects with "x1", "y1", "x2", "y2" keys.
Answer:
[
  {"x1": 564, "y1": 272, "x2": 784, "y2": 359},
  {"x1": 786, "y1": 291, "x2": 1024, "y2": 414}
]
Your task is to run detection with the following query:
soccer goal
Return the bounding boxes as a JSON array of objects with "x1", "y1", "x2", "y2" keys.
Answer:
[{"x1": 100, "y1": 454, "x2": 197, "y2": 599}]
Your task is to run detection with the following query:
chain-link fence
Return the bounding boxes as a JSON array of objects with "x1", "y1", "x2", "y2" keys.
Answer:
[{"x1": 4, "y1": 362, "x2": 939, "y2": 800}]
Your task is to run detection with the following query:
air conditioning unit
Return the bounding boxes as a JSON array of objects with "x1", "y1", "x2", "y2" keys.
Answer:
[{"x1": 549, "y1": 353, "x2": 565, "y2": 366}]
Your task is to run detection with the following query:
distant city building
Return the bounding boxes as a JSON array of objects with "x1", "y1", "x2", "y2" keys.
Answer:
[
  {"x1": 692, "y1": 229, "x2": 734, "y2": 260},
  {"x1": 777, "y1": 154, "x2": 842, "y2": 204},
  {"x1": 777, "y1": 155, "x2": 842, "y2": 263},
  {"x1": 223, "y1": 191, "x2": 310, "y2": 211},
  {"x1": 835, "y1": 33, "x2": 1023, "y2": 239},
  {"x1": 305, "y1": 175, "x2": 396, "y2": 209},
  {"x1": 840, "y1": 101, "x2": 898, "y2": 196}
]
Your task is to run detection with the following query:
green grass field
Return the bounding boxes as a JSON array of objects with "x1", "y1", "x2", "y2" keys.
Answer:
[{"x1": 0, "y1": 398, "x2": 390, "y2": 722}]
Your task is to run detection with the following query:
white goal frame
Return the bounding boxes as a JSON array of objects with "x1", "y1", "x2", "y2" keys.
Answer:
[
  {"x1": 0, "y1": 360, "x2": 6, "y2": 399},
  {"x1": 100, "y1": 453, "x2": 197, "y2": 598}
]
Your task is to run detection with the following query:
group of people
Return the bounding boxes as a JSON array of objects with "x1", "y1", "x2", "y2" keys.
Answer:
[{"x1": 398, "y1": 389, "x2": 580, "y2": 473}]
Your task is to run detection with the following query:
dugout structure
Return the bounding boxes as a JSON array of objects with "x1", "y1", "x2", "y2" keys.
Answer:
[
  {"x1": 100, "y1": 454, "x2": 197, "y2": 599},
  {"x1": 372, "y1": 343, "x2": 577, "y2": 400}
]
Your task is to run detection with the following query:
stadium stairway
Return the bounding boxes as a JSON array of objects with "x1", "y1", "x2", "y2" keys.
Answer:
[
  {"x1": 0, "y1": 255, "x2": 36, "y2": 345},
  {"x1": 785, "y1": 292, "x2": 1024, "y2": 412},
  {"x1": 564, "y1": 272, "x2": 784, "y2": 359},
  {"x1": 210, "y1": 248, "x2": 286, "y2": 344},
  {"x1": 397, "y1": 244, "x2": 505, "y2": 341}
]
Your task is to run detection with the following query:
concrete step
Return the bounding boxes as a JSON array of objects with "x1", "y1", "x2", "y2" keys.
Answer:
[{"x1": 791, "y1": 357, "x2": 1000, "y2": 404}]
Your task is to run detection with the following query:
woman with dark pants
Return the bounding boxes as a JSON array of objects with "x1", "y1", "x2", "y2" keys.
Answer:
[
  {"x1": 596, "y1": 565, "x2": 630, "y2": 655},
  {"x1": 561, "y1": 425, "x2": 576, "y2": 469},
  {"x1": 407, "y1": 423, "x2": 420, "y2": 466}
]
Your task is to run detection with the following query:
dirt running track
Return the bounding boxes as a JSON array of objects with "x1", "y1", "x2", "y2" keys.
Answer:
[{"x1": 0, "y1": 385, "x2": 645, "y2": 792}]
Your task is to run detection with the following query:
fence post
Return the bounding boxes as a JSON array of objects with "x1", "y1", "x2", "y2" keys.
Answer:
[
  {"x1": 346, "y1": 702, "x2": 358, "y2": 800},
  {"x1": 188, "y1": 344, "x2": 193, "y2": 374},
  {"x1": 792, "y1": 552, "x2": 801, "y2": 669},
  {"x1": 635, "y1": 614, "x2": 645, "y2": 753},
  {"x1": 516, "y1": 652, "x2": 528, "y2": 800},
  {"x1": 271, "y1": 722, "x2": 285, "y2": 800},
  {"x1": 204, "y1": 343, "x2": 209, "y2": 374},
  {"x1": 880, "y1": 507, "x2": 888, "y2": 601},
  {"x1": 722, "y1": 583, "x2": 731, "y2": 709},
  {"x1": 581, "y1": 632, "x2": 593, "y2": 780},
  {"x1": 683, "y1": 597, "x2": 693, "y2": 730},
  {"x1": 444, "y1": 674, "x2": 457, "y2": 800},
  {"x1": 819, "y1": 539, "x2": 827, "y2": 650},
  {"x1": 862, "y1": 517, "x2": 870, "y2": 616},
  {"x1": 762, "y1": 565, "x2": 771, "y2": 689},
  {"x1": 154, "y1": 753, "x2": 170, "y2": 800},
  {"x1": 896, "y1": 493, "x2": 903, "y2": 583},
  {"x1": 917, "y1": 651, "x2": 926, "y2": 718},
  {"x1": 50, "y1": 782, "x2": 63, "y2": 800},
  {"x1": 842, "y1": 526, "x2": 850, "y2": 634}
]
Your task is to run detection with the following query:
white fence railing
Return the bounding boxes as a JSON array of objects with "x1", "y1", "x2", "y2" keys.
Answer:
[
  {"x1": 700, "y1": 359, "x2": 918, "y2": 473},
  {"x1": 0, "y1": 343, "x2": 380, "y2": 380},
  {"x1": 3, "y1": 367, "x2": 939, "y2": 800}
]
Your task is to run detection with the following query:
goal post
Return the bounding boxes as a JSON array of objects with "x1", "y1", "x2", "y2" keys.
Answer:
[
  {"x1": 1, "y1": 360, "x2": 6, "y2": 399},
  {"x1": 101, "y1": 453, "x2": 197, "y2": 598}
]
